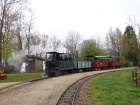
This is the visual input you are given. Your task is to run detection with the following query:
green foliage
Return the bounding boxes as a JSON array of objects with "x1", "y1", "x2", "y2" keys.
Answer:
[
  {"x1": 0, "y1": 0, "x2": 30, "y2": 67},
  {"x1": 121, "y1": 58, "x2": 131, "y2": 67},
  {"x1": 88, "y1": 70, "x2": 140, "y2": 105},
  {"x1": 80, "y1": 38, "x2": 105, "y2": 60},
  {"x1": 0, "y1": 73, "x2": 43, "y2": 83},
  {"x1": 122, "y1": 25, "x2": 138, "y2": 66},
  {"x1": 0, "y1": 41, "x2": 16, "y2": 59}
]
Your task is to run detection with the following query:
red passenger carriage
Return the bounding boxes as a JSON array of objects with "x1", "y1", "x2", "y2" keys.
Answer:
[
  {"x1": 87, "y1": 56, "x2": 121, "y2": 70},
  {"x1": 108, "y1": 56, "x2": 121, "y2": 68}
]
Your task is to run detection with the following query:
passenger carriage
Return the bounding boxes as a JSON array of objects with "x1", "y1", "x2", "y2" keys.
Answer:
[
  {"x1": 86, "y1": 55, "x2": 121, "y2": 70},
  {"x1": 108, "y1": 56, "x2": 121, "y2": 68},
  {"x1": 86, "y1": 56, "x2": 109, "y2": 70}
]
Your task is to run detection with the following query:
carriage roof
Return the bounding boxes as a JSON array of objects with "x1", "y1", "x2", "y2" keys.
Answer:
[
  {"x1": 86, "y1": 55, "x2": 121, "y2": 59},
  {"x1": 46, "y1": 51, "x2": 72, "y2": 55}
]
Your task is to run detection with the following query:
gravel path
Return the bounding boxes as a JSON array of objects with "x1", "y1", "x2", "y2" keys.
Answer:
[
  {"x1": 0, "y1": 82, "x2": 19, "y2": 89},
  {"x1": 0, "y1": 68, "x2": 133, "y2": 105}
]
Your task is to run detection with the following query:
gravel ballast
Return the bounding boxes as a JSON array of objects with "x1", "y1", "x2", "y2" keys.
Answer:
[{"x1": 0, "y1": 68, "x2": 132, "y2": 105}]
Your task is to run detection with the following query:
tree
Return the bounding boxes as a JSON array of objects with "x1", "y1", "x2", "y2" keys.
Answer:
[
  {"x1": 105, "y1": 27, "x2": 123, "y2": 56},
  {"x1": 63, "y1": 31, "x2": 81, "y2": 57},
  {"x1": 127, "y1": 16, "x2": 140, "y2": 66},
  {"x1": 29, "y1": 33, "x2": 49, "y2": 57},
  {"x1": 23, "y1": 10, "x2": 36, "y2": 54},
  {"x1": 80, "y1": 38, "x2": 105, "y2": 60},
  {"x1": 122, "y1": 25, "x2": 138, "y2": 66},
  {"x1": 0, "y1": 0, "x2": 29, "y2": 67},
  {"x1": 49, "y1": 35, "x2": 61, "y2": 51},
  {"x1": 40, "y1": 34, "x2": 48, "y2": 49}
]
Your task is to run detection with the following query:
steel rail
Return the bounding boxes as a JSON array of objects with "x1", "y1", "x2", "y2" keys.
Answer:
[{"x1": 55, "y1": 73, "x2": 104, "y2": 105}]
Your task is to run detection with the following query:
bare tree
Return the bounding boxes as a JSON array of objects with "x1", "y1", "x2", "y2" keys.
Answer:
[
  {"x1": 14, "y1": 12, "x2": 25, "y2": 51},
  {"x1": 63, "y1": 31, "x2": 82, "y2": 57},
  {"x1": 105, "y1": 27, "x2": 123, "y2": 56},
  {"x1": 38, "y1": 33, "x2": 49, "y2": 56},
  {"x1": 49, "y1": 35, "x2": 61, "y2": 51},
  {"x1": 41, "y1": 34, "x2": 48, "y2": 49},
  {"x1": 30, "y1": 33, "x2": 49, "y2": 57},
  {"x1": 23, "y1": 10, "x2": 36, "y2": 54}
]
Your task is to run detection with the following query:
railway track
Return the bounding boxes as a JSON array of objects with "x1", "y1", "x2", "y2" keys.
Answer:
[
  {"x1": 55, "y1": 67, "x2": 137, "y2": 105},
  {"x1": 55, "y1": 73, "x2": 104, "y2": 105},
  {"x1": 0, "y1": 67, "x2": 137, "y2": 95}
]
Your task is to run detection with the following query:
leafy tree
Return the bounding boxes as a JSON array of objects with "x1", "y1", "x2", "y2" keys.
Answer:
[
  {"x1": 122, "y1": 25, "x2": 138, "y2": 66},
  {"x1": 127, "y1": 16, "x2": 140, "y2": 66},
  {"x1": 0, "y1": 0, "x2": 29, "y2": 67},
  {"x1": 80, "y1": 38, "x2": 105, "y2": 60}
]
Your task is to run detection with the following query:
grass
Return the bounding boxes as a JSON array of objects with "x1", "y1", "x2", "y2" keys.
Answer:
[
  {"x1": 88, "y1": 70, "x2": 140, "y2": 105},
  {"x1": 0, "y1": 72, "x2": 44, "y2": 83}
]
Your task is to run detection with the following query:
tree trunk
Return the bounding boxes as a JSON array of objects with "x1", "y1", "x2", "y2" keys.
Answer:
[
  {"x1": 17, "y1": 31, "x2": 23, "y2": 50},
  {"x1": 0, "y1": 16, "x2": 4, "y2": 69}
]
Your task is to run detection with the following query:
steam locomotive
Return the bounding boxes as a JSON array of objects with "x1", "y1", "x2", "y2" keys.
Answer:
[{"x1": 45, "y1": 51, "x2": 121, "y2": 77}]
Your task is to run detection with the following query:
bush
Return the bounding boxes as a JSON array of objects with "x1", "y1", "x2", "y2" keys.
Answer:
[
  {"x1": 2, "y1": 66, "x2": 15, "y2": 74},
  {"x1": 121, "y1": 59, "x2": 131, "y2": 67}
]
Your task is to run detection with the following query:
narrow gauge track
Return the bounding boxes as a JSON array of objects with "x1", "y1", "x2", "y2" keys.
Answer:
[
  {"x1": 0, "y1": 71, "x2": 99, "y2": 94},
  {"x1": 55, "y1": 73, "x2": 104, "y2": 105},
  {"x1": 0, "y1": 67, "x2": 136, "y2": 95}
]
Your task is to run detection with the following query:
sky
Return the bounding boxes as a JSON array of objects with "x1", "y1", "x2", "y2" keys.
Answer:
[{"x1": 30, "y1": 0, "x2": 140, "y2": 42}]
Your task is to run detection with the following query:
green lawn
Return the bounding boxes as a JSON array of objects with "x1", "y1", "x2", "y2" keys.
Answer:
[
  {"x1": 88, "y1": 70, "x2": 140, "y2": 105},
  {"x1": 0, "y1": 72, "x2": 44, "y2": 83}
]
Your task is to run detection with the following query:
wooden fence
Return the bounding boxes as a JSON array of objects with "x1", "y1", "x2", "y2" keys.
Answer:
[{"x1": 132, "y1": 68, "x2": 140, "y2": 87}]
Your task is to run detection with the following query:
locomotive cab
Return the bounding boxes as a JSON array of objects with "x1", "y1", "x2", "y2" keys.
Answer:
[
  {"x1": 45, "y1": 52, "x2": 74, "y2": 77},
  {"x1": 45, "y1": 52, "x2": 61, "y2": 76}
]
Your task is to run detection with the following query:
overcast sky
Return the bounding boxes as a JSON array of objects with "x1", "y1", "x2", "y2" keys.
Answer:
[{"x1": 30, "y1": 0, "x2": 140, "y2": 42}]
